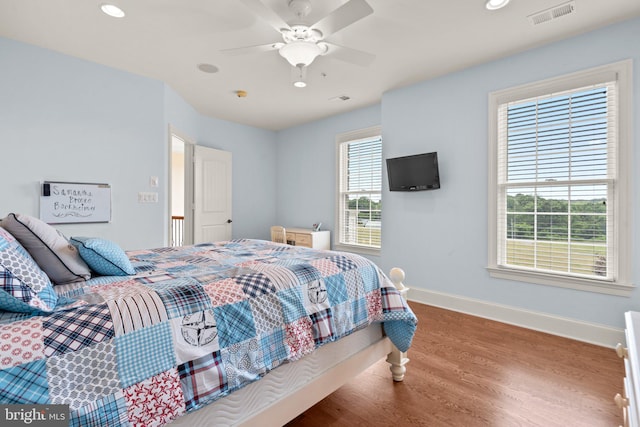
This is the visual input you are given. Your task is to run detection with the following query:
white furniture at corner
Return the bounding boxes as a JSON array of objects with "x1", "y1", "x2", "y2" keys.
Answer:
[
  {"x1": 277, "y1": 227, "x2": 330, "y2": 250},
  {"x1": 616, "y1": 311, "x2": 640, "y2": 427}
]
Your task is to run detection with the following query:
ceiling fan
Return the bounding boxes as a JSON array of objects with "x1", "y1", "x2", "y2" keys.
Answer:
[{"x1": 223, "y1": 0, "x2": 376, "y2": 87}]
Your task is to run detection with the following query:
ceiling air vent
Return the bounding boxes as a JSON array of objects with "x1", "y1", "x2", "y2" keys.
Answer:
[{"x1": 528, "y1": 1, "x2": 575, "y2": 26}]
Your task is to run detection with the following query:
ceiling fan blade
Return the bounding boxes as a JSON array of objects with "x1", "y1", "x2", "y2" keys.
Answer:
[
  {"x1": 311, "y1": 0, "x2": 373, "y2": 38},
  {"x1": 220, "y1": 42, "x2": 283, "y2": 56},
  {"x1": 238, "y1": 0, "x2": 291, "y2": 33},
  {"x1": 324, "y1": 42, "x2": 375, "y2": 67}
]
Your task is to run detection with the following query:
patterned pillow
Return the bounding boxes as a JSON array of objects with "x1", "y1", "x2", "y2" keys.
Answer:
[
  {"x1": 1, "y1": 213, "x2": 90, "y2": 285},
  {"x1": 70, "y1": 237, "x2": 135, "y2": 276},
  {"x1": 0, "y1": 227, "x2": 57, "y2": 312}
]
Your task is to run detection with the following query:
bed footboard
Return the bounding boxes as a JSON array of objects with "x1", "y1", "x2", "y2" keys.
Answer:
[{"x1": 386, "y1": 267, "x2": 411, "y2": 381}]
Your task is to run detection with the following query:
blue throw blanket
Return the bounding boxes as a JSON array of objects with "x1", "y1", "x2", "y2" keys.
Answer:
[{"x1": 0, "y1": 239, "x2": 417, "y2": 426}]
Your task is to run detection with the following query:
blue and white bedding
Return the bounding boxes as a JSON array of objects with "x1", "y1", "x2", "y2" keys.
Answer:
[{"x1": 0, "y1": 239, "x2": 417, "y2": 426}]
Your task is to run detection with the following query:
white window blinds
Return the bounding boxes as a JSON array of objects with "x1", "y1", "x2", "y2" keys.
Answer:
[
  {"x1": 496, "y1": 80, "x2": 617, "y2": 280},
  {"x1": 338, "y1": 136, "x2": 382, "y2": 250}
]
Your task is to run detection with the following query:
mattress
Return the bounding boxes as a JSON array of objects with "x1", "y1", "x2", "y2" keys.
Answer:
[{"x1": 171, "y1": 323, "x2": 388, "y2": 426}]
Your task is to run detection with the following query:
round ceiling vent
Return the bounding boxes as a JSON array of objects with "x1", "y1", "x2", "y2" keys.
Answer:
[{"x1": 197, "y1": 63, "x2": 219, "y2": 74}]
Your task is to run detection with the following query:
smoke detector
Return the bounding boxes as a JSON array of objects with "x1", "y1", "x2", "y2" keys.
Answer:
[
  {"x1": 528, "y1": 1, "x2": 575, "y2": 26},
  {"x1": 329, "y1": 95, "x2": 351, "y2": 102}
]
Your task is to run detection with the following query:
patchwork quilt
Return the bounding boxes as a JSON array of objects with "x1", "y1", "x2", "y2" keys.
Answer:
[{"x1": 0, "y1": 239, "x2": 417, "y2": 426}]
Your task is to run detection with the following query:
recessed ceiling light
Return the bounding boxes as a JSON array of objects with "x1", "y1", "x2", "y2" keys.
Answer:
[
  {"x1": 197, "y1": 63, "x2": 219, "y2": 74},
  {"x1": 101, "y1": 4, "x2": 125, "y2": 18},
  {"x1": 486, "y1": 0, "x2": 510, "y2": 10}
]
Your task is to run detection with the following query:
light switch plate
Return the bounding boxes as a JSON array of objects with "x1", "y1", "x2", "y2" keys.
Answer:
[
  {"x1": 138, "y1": 192, "x2": 158, "y2": 203},
  {"x1": 150, "y1": 176, "x2": 159, "y2": 187}
]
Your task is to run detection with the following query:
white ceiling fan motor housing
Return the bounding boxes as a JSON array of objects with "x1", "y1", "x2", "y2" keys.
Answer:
[{"x1": 288, "y1": 0, "x2": 312, "y2": 19}]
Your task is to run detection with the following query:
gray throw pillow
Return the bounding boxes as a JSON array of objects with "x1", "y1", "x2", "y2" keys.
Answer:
[{"x1": 0, "y1": 213, "x2": 90, "y2": 285}]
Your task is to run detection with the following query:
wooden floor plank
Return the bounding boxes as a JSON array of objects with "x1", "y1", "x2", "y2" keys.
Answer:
[{"x1": 286, "y1": 302, "x2": 624, "y2": 427}]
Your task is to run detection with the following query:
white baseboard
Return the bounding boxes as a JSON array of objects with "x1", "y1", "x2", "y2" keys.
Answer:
[{"x1": 407, "y1": 287, "x2": 624, "y2": 348}]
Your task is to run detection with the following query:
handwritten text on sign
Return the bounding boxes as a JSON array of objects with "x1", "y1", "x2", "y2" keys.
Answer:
[{"x1": 40, "y1": 182, "x2": 111, "y2": 224}]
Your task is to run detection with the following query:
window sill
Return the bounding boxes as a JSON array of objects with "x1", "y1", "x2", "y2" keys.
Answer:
[
  {"x1": 333, "y1": 243, "x2": 381, "y2": 257},
  {"x1": 486, "y1": 266, "x2": 634, "y2": 297}
]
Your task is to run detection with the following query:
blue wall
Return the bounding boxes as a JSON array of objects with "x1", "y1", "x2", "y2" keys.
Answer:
[
  {"x1": 0, "y1": 37, "x2": 166, "y2": 249},
  {"x1": 276, "y1": 103, "x2": 381, "y2": 259},
  {"x1": 163, "y1": 87, "x2": 278, "y2": 241},
  {"x1": 0, "y1": 37, "x2": 277, "y2": 249},
  {"x1": 277, "y1": 17, "x2": 640, "y2": 329},
  {"x1": 1, "y1": 16, "x2": 639, "y2": 330}
]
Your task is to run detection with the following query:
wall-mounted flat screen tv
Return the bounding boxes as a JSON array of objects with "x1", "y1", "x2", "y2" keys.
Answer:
[{"x1": 386, "y1": 152, "x2": 440, "y2": 192}]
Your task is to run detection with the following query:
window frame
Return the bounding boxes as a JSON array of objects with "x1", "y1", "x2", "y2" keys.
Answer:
[
  {"x1": 335, "y1": 125, "x2": 382, "y2": 255},
  {"x1": 487, "y1": 60, "x2": 633, "y2": 296}
]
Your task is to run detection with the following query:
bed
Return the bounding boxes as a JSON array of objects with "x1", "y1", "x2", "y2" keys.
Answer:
[{"x1": 0, "y1": 217, "x2": 417, "y2": 427}]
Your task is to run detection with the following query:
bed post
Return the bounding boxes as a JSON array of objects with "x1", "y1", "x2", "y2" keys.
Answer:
[{"x1": 386, "y1": 267, "x2": 410, "y2": 382}]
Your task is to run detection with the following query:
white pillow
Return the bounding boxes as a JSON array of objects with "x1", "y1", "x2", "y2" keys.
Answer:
[{"x1": 1, "y1": 213, "x2": 90, "y2": 285}]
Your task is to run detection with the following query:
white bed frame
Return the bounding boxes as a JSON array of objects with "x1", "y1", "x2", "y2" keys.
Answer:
[{"x1": 171, "y1": 268, "x2": 410, "y2": 427}]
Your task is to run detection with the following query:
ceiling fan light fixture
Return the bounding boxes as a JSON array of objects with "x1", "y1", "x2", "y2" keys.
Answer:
[
  {"x1": 279, "y1": 41, "x2": 323, "y2": 67},
  {"x1": 485, "y1": 0, "x2": 510, "y2": 10},
  {"x1": 100, "y1": 4, "x2": 125, "y2": 18},
  {"x1": 292, "y1": 65, "x2": 307, "y2": 88}
]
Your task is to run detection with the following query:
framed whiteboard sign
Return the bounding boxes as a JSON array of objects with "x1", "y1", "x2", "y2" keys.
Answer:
[{"x1": 40, "y1": 181, "x2": 111, "y2": 224}]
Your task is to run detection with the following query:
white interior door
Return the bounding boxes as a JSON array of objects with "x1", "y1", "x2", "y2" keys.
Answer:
[{"x1": 193, "y1": 145, "x2": 232, "y2": 244}]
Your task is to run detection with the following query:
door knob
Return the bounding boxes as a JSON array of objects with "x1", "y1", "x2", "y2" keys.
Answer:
[{"x1": 227, "y1": 219, "x2": 232, "y2": 224}]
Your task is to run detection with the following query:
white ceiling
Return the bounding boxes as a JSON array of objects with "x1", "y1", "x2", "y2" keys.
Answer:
[{"x1": 1, "y1": 0, "x2": 639, "y2": 131}]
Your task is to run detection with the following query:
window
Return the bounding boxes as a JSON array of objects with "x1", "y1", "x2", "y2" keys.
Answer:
[
  {"x1": 336, "y1": 126, "x2": 382, "y2": 253},
  {"x1": 487, "y1": 61, "x2": 632, "y2": 296}
]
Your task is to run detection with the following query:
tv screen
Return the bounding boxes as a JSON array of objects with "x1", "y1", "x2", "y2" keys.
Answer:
[{"x1": 386, "y1": 152, "x2": 440, "y2": 192}]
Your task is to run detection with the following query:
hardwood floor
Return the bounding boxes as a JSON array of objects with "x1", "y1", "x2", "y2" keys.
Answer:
[{"x1": 286, "y1": 302, "x2": 624, "y2": 427}]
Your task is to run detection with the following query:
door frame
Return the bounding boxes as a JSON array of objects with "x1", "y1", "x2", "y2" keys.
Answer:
[{"x1": 168, "y1": 125, "x2": 195, "y2": 246}]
